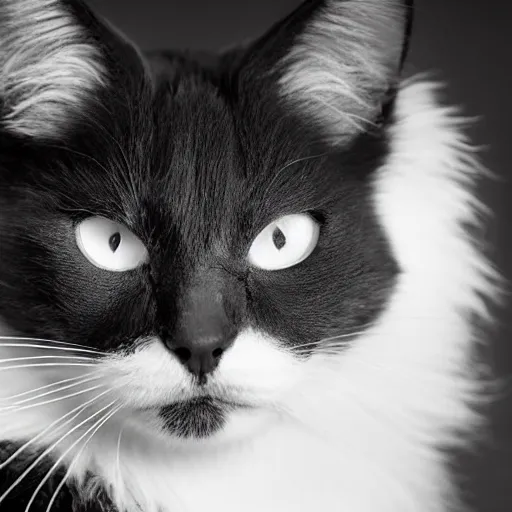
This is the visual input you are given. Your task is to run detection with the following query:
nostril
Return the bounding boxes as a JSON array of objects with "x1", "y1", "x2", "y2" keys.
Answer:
[
  {"x1": 173, "y1": 347, "x2": 192, "y2": 364},
  {"x1": 212, "y1": 347, "x2": 223, "y2": 359}
]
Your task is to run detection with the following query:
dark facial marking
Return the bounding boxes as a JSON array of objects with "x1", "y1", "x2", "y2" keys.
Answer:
[
  {"x1": 0, "y1": 60, "x2": 399, "y2": 360},
  {"x1": 0, "y1": 0, "x2": 404, "y2": 368},
  {"x1": 159, "y1": 397, "x2": 227, "y2": 438}
]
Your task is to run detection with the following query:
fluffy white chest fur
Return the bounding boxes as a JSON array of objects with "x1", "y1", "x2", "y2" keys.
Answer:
[{"x1": 0, "y1": 81, "x2": 496, "y2": 512}]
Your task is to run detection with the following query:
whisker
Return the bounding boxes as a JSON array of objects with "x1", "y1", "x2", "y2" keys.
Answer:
[
  {"x1": 0, "y1": 337, "x2": 106, "y2": 353},
  {"x1": 291, "y1": 338, "x2": 352, "y2": 352},
  {"x1": 34, "y1": 404, "x2": 123, "y2": 512},
  {"x1": 116, "y1": 423, "x2": 126, "y2": 496},
  {"x1": 0, "y1": 388, "x2": 116, "y2": 471},
  {"x1": 0, "y1": 355, "x2": 98, "y2": 364},
  {"x1": 0, "y1": 385, "x2": 104, "y2": 415},
  {"x1": 0, "y1": 397, "x2": 119, "y2": 506},
  {"x1": 307, "y1": 350, "x2": 347, "y2": 357},
  {"x1": 290, "y1": 329, "x2": 373, "y2": 352},
  {"x1": 293, "y1": 340, "x2": 355, "y2": 352},
  {"x1": 0, "y1": 343, "x2": 105, "y2": 357},
  {"x1": 320, "y1": 330, "x2": 374, "y2": 345},
  {"x1": 0, "y1": 372, "x2": 103, "y2": 402},
  {"x1": 0, "y1": 363, "x2": 99, "y2": 372},
  {"x1": 0, "y1": 377, "x2": 100, "y2": 412}
]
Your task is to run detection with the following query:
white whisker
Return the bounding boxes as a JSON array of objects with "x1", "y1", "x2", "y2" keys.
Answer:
[
  {"x1": 290, "y1": 331, "x2": 368, "y2": 352},
  {"x1": 42, "y1": 405, "x2": 122, "y2": 512},
  {"x1": 0, "y1": 388, "x2": 116, "y2": 471},
  {"x1": 321, "y1": 331, "x2": 371, "y2": 344},
  {"x1": 0, "y1": 337, "x2": 106, "y2": 353},
  {"x1": 0, "y1": 397, "x2": 118, "y2": 506},
  {"x1": 289, "y1": 321, "x2": 377, "y2": 353},
  {"x1": 0, "y1": 384, "x2": 104, "y2": 413},
  {"x1": 308, "y1": 350, "x2": 347, "y2": 357},
  {"x1": 0, "y1": 355, "x2": 98, "y2": 364},
  {"x1": 27, "y1": 403, "x2": 122, "y2": 512},
  {"x1": 0, "y1": 372, "x2": 103, "y2": 402},
  {"x1": 47, "y1": 409, "x2": 124, "y2": 512},
  {"x1": 116, "y1": 422, "x2": 126, "y2": 496},
  {"x1": 0, "y1": 363, "x2": 98, "y2": 371},
  {"x1": 294, "y1": 341, "x2": 351, "y2": 353},
  {"x1": 0, "y1": 343, "x2": 105, "y2": 356}
]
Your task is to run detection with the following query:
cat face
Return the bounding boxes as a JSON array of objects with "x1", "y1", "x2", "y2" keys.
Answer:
[{"x1": 0, "y1": 0, "x2": 410, "y2": 440}]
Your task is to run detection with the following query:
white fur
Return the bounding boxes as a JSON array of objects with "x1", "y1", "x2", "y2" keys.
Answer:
[
  {"x1": 279, "y1": 0, "x2": 407, "y2": 142},
  {"x1": 0, "y1": 79, "x2": 498, "y2": 512},
  {"x1": 0, "y1": 0, "x2": 105, "y2": 138}
]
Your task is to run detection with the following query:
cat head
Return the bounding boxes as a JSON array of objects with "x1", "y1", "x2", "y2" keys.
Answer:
[{"x1": 0, "y1": 0, "x2": 413, "y2": 441}]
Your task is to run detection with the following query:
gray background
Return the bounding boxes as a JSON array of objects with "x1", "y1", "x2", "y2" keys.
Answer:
[{"x1": 89, "y1": 1, "x2": 512, "y2": 510}]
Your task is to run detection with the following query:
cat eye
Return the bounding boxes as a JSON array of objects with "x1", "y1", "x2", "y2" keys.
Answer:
[
  {"x1": 76, "y1": 217, "x2": 149, "y2": 272},
  {"x1": 248, "y1": 214, "x2": 320, "y2": 271}
]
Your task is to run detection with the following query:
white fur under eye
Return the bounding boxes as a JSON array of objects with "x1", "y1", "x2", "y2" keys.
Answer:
[
  {"x1": 76, "y1": 217, "x2": 148, "y2": 272},
  {"x1": 248, "y1": 214, "x2": 319, "y2": 271}
]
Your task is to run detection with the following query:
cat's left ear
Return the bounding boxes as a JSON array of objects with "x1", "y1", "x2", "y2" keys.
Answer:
[
  {"x1": 230, "y1": 0, "x2": 413, "y2": 144},
  {"x1": 0, "y1": 0, "x2": 146, "y2": 140}
]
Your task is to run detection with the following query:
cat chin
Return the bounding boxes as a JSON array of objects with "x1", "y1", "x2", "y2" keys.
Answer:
[{"x1": 154, "y1": 404, "x2": 278, "y2": 447}]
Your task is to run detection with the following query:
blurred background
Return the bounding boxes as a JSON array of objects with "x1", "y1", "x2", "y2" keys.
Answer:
[{"x1": 89, "y1": 1, "x2": 512, "y2": 510}]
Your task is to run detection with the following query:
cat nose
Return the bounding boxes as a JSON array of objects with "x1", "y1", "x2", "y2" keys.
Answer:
[
  {"x1": 162, "y1": 270, "x2": 242, "y2": 382},
  {"x1": 167, "y1": 334, "x2": 235, "y2": 382}
]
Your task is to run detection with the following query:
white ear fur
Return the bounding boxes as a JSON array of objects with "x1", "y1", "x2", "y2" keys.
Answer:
[
  {"x1": 0, "y1": 0, "x2": 106, "y2": 139},
  {"x1": 279, "y1": 0, "x2": 408, "y2": 142}
]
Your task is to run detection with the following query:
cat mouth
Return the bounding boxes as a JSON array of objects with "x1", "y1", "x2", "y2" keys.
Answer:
[{"x1": 157, "y1": 396, "x2": 251, "y2": 439}]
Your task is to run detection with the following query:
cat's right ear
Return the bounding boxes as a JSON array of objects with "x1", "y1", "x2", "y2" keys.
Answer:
[
  {"x1": 0, "y1": 0, "x2": 147, "y2": 141},
  {"x1": 224, "y1": 0, "x2": 414, "y2": 146}
]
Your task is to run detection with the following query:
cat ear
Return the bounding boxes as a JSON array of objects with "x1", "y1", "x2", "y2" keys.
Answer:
[
  {"x1": 0, "y1": 0, "x2": 144, "y2": 140},
  {"x1": 233, "y1": 0, "x2": 413, "y2": 144}
]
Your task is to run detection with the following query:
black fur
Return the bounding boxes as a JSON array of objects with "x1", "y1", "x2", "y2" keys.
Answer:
[
  {"x1": 159, "y1": 397, "x2": 228, "y2": 438},
  {"x1": 0, "y1": 442, "x2": 115, "y2": 511},
  {"x1": 0, "y1": 36, "x2": 400, "y2": 359}
]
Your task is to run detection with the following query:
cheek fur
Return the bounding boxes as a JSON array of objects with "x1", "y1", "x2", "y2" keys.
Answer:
[
  {"x1": 214, "y1": 329, "x2": 305, "y2": 401},
  {"x1": 100, "y1": 340, "x2": 190, "y2": 409}
]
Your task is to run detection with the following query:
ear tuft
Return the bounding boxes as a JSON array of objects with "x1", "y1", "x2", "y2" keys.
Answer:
[
  {"x1": 278, "y1": 0, "x2": 411, "y2": 142},
  {"x1": 0, "y1": 0, "x2": 106, "y2": 139}
]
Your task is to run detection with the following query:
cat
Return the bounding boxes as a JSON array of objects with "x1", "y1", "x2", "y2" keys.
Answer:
[{"x1": 0, "y1": 0, "x2": 499, "y2": 511}]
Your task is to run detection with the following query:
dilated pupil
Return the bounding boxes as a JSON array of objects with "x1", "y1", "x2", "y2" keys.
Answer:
[
  {"x1": 109, "y1": 232, "x2": 121, "y2": 253},
  {"x1": 272, "y1": 227, "x2": 286, "y2": 250}
]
